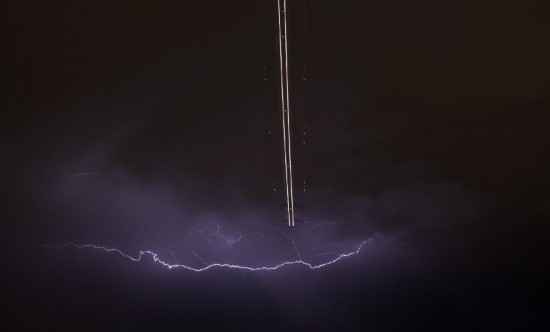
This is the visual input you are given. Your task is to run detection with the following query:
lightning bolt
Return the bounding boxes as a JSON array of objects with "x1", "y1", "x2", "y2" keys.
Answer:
[
  {"x1": 254, "y1": 221, "x2": 302, "y2": 260},
  {"x1": 32, "y1": 238, "x2": 371, "y2": 272},
  {"x1": 16, "y1": 218, "x2": 370, "y2": 272}
]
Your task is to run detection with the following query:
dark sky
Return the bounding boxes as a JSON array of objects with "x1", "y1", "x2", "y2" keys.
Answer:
[{"x1": 2, "y1": 0, "x2": 550, "y2": 330}]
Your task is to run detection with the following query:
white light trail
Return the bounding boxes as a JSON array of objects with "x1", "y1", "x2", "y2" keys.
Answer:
[{"x1": 277, "y1": 0, "x2": 295, "y2": 227}]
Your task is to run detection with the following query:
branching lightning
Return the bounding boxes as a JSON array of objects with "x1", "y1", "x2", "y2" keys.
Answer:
[
  {"x1": 254, "y1": 221, "x2": 302, "y2": 260},
  {"x1": 185, "y1": 223, "x2": 267, "y2": 252},
  {"x1": 33, "y1": 237, "x2": 371, "y2": 272},
  {"x1": 26, "y1": 220, "x2": 371, "y2": 272}
]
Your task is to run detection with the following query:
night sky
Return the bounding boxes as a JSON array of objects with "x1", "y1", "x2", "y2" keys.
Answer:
[{"x1": 2, "y1": 0, "x2": 550, "y2": 330}]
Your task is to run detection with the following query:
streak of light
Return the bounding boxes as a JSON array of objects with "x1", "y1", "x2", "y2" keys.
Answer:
[
  {"x1": 254, "y1": 221, "x2": 301, "y2": 260},
  {"x1": 277, "y1": 0, "x2": 295, "y2": 227},
  {"x1": 33, "y1": 239, "x2": 371, "y2": 272},
  {"x1": 188, "y1": 248, "x2": 209, "y2": 266}
]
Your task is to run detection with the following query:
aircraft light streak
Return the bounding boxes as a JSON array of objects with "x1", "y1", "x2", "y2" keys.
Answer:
[{"x1": 277, "y1": 0, "x2": 295, "y2": 227}]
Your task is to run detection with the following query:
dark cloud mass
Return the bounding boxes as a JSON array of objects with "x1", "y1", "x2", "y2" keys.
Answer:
[{"x1": 2, "y1": 0, "x2": 550, "y2": 330}]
